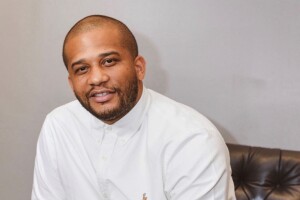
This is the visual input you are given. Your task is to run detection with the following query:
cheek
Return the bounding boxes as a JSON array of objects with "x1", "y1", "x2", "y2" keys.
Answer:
[
  {"x1": 70, "y1": 78, "x2": 87, "y2": 94},
  {"x1": 116, "y1": 73, "x2": 135, "y2": 87},
  {"x1": 107, "y1": 68, "x2": 130, "y2": 83}
]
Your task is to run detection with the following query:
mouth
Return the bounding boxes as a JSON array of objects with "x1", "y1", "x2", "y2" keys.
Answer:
[
  {"x1": 89, "y1": 89, "x2": 116, "y2": 103},
  {"x1": 94, "y1": 92, "x2": 110, "y2": 97}
]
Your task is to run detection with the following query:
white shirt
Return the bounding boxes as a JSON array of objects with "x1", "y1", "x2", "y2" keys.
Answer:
[{"x1": 32, "y1": 88, "x2": 236, "y2": 200}]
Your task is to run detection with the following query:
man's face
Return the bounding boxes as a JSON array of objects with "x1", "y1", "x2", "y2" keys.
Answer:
[{"x1": 64, "y1": 27, "x2": 145, "y2": 124}]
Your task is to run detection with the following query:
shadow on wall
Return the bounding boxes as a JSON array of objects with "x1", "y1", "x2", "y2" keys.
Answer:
[
  {"x1": 211, "y1": 119, "x2": 237, "y2": 144},
  {"x1": 135, "y1": 32, "x2": 168, "y2": 94}
]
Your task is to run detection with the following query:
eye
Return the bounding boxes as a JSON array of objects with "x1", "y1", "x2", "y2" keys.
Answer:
[
  {"x1": 102, "y1": 58, "x2": 118, "y2": 67},
  {"x1": 74, "y1": 65, "x2": 88, "y2": 74}
]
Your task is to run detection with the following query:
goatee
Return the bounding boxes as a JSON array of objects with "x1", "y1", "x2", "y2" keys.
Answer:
[{"x1": 75, "y1": 76, "x2": 139, "y2": 123}]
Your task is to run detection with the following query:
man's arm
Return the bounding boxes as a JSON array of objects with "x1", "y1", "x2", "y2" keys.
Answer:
[
  {"x1": 163, "y1": 129, "x2": 236, "y2": 200},
  {"x1": 32, "y1": 117, "x2": 66, "y2": 200}
]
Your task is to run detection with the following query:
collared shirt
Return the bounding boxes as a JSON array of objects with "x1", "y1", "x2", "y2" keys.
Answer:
[{"x1": 32, "y1": 87, "x2": 236, "y2": 200}]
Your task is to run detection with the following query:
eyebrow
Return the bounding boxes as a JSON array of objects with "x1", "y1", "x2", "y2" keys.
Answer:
[{"x1": 70, "y1": 51, "x2": 121, "y2": 70}]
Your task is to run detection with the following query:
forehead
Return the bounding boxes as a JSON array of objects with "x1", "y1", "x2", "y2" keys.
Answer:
[
  {"x1": 64, "y1": 27, "x2": 128, "y2": 61},
  {"x1": 66, "y1": 27, "x2": 122, "y2": 47}
]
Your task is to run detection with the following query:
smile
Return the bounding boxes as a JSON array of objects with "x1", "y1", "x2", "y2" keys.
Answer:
[
  {"x1": 89, "y1": 89, "x2": 116, "y2": 103},
  {"x1": 94, "y1": 92, "x2": 109, "y2": 97}
]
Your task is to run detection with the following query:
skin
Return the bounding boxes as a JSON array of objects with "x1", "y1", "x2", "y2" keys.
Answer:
[{"x1": 64, "y1": 26, "x2": 146, "y2": 124}]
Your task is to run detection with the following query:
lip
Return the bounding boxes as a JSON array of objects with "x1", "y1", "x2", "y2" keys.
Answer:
[{"x1": 89, "y1": 89, "x2": 116, "y2": 103}]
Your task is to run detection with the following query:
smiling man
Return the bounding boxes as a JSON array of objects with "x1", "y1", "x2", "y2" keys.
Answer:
[{"x1": 32, "y1": 15, "x2": 236, "y2": 200}]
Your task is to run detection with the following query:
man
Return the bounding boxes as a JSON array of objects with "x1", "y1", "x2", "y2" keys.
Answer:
[{"x1": 32, "y1": 15, "x2": 236, "y2": 200}]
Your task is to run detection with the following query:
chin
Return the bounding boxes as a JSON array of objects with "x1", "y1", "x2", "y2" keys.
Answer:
[{"x1": 90, "y1": 100, "x2": 119, "y2": 112}]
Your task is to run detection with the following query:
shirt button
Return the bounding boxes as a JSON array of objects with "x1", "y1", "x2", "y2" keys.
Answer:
[
  {"x1": 102, "y1": 156, "x2": 107, "y2": 161},
  {"x1": 120, "y1": 139, "x2": 126, "y2": 145}
]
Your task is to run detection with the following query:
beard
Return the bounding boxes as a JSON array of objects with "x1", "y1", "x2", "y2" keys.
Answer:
[{"x1": 75, "y1": 76, "x2": 139, "y2": 123}]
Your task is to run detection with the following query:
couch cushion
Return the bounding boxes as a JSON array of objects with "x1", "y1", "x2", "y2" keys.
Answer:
[{"x1": 227, "y1": 143, "x2": 300, "y2": 200}]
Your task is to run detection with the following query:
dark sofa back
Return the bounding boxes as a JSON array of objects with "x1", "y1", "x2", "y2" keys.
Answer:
[{"x1": 227, "y1": 143, "x2": 300, "y2": 200}]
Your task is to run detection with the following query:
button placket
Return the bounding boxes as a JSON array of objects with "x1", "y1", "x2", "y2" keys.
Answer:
[
  {"x1": 96, "y1": 128, "x2": 117, "y2": 178},
  {"x1": 97, "y1": 178, "x2": 110, "y2": 200},
  {"x1": 96, "y1": 128, "x2": 117, "y2": 199},
  {"x1": 119, "y1": 138, "x2": 126, "y2": 145},
  {"x1": 91, "y1": 125, "x2": 104, "y2": 146}
]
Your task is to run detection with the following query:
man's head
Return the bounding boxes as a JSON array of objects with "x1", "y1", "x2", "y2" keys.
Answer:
[{"x1": 63, "y1": 15, "x2": 146, "y2": 124}]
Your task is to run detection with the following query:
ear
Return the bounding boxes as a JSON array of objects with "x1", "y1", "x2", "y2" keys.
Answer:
[
  {"x1": 68, "y1": 75, "x2": 74, "y2": 90},
  {"x1": 134, "y1": 55, "x2": 146, "y2": 81}
]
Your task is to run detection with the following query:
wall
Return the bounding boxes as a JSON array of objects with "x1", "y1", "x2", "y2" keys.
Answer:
[{"x1": 0, "y1": 0, "x2": 299, "y2": 199}]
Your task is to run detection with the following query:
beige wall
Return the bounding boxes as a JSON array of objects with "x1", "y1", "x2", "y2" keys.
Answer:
[{"x1": 1, "y1": 0, "x2": 300, "y2": 199}]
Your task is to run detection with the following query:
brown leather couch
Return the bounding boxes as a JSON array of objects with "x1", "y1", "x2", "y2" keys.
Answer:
[{"x1": 227, "y1": 143, "x2": 300, "y2": 200}]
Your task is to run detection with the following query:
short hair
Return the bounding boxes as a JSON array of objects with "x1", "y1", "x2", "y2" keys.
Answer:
[{"x1": 62, "y1": 15, "x2": 138, "y2": 68}]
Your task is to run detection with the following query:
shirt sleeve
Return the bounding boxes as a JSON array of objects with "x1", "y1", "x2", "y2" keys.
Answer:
[
  {"x1": 32, "y1": 116, "x2": 66, "y2": 200},
  {"x1": 163, "y1": 128, "x2": 236, "y2": 200}
]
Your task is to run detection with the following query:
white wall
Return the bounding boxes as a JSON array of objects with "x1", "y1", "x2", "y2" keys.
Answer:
[{"x1": 1, "y1": 0, "x2": 299, "y2": 199}]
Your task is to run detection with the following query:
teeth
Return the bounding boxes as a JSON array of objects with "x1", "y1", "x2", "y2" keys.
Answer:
[{"x1": 95, "y1": 92, "x2": 108, "y2": 97}]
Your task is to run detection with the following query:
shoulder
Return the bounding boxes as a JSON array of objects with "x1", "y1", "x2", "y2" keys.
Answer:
[
  {"x1": 145, "y1": 90, "x2": 230, "y2": 177},
  {"x1": 147, "y1": 89, "x2": 219, "y2": 136},
  {"x1": 41, "y1": 100, "x2": 91, "y2": 135},
  {"x1": 48, "y1": 100, "x2": 83, "y2": 118},
  {"x1": 46, "y1": 100, "x2": 88, "y2": 122},
  {"x1": 144, "y1": 89, "x2": 228, "y2": 160}
]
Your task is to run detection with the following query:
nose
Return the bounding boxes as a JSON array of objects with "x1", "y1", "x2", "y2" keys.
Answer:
[{"x1": 87, "y1": 66, "x2": 109, "y2": 86}]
